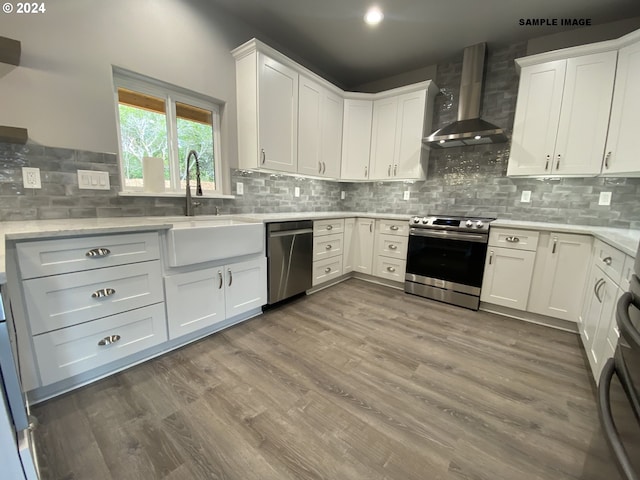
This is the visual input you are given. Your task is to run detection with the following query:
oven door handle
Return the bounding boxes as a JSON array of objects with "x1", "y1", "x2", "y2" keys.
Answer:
[
  {"x1": 617, "y1": 292, "x2": 640, "y2": 351},
  {"x1": 598, "y1": 358, "x2": 640, "y2": 480},
  {"x1": 409, "y1": 228, "x2": 488, "y2": 243}
]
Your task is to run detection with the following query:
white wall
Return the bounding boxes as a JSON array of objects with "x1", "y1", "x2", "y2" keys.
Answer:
[{"x1": 0, "y1": 0, "x2": 257, "y2": 171}]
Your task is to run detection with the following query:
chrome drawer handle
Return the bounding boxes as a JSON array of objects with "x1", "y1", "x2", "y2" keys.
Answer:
[
  {"x1": 91, "y1": 288, "x2": 115, "y2": 299},
  {"x1": 387, "y1": 266, "x2": 396, "y2": 273},
  {"x1": 326, "y1": 244, "x2": 332, "y2": 250},
  {"x1": 602, "y1": 256, "x2": 612, "y2": 266},
  {"x1": 218, "y1": 270, "x2": 223, "y2": 289},
  {"x1": 86, "y1": 247, "x2": 111, "y2": 258},
  {"x1": 98, "y1": 335, "x2": 121, "y2": 346},
  {"x1": 505, "y1": 236, "x2": 520, "y2": 243},
  {"x1": 324, "y1": 267, "x2": 332, "y2": 273},
  {"x1": 326, "y1": 224, "x2": 333, "y2": 230},
  {"x1": 390, "y1": 225, "x2": 399, "y2": 231},
  {"x1": 261, "y1": 149, "x2": 266, "y2": 164},
  {"x1": 228, "y1": 269, "x2": 233, "y2": 287},
  {"x1": 388, "y1": 244, "x2": 398, "y2": 250}
]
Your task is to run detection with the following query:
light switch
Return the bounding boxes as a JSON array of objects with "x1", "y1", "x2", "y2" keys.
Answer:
[
  {"x1": 236, "y1": 182, "x2": 244, "y2": 195},
  {"x1": 403, "y1": 190, "x2": 410, "y2": 200},
  {"x1": 599, "y1": 191, "x2": 612, "y2": 206},
  {"x1": 294, "y1": 186, "x2": 300, "y2": 197},
  {"x1": 340, "y1": 191, "x2": 346, "y2": 200},
  {"x1": 78, "y1": 170, "x2": 110, "y2": 190}
]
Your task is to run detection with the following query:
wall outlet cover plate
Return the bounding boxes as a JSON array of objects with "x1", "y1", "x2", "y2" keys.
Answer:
[
  {"x1": 22, "y1": 167, "x2": 42, "y2": 189},
  {"x1": 598, "y1": 191, "x2": 612, "y2": 206},
  {"x1": 520, "y1": 190, "x2": 531, "y2": 203}
]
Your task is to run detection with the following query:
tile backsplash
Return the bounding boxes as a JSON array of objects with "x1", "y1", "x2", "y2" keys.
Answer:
[{"x1": 1, "y1": 43, "x2": 638, "y2": 228}]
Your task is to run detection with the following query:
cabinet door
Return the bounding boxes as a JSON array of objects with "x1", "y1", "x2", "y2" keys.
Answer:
[
  {"x1": 258, "y1": 53, "x2": 298, "y2": 173},
  {"x1": 584, "y1": 270, "x2": 617, "y2": 379},
  {"x1": 297, "y1": 75, "x2": 323, "y2": 176},
  {"x1": 480, "y1": 247, "x2": 536, "y2": 310},
  {"x1": 343, "y1": 218, "x2": 355, "y2": 274},
  {"x1": 353, "y1": 218, "x2": 375, "y2": 274},
  {"x1": 604, "y1": 40, "x2": 640, "y2": 175},
  {"x1": 508, "y1": 60, "x2": 566, "y2": 176},
  {"x1": 553, "y1": 52, "x2": 617, "y2": 176},
  {"x1": 394, "y1": 89, "x2": 427, "y2": 179},
  {"x1": 527, "y1": 232, "x2": 592, "y2": 322},
  {"x1": 369, "y1": 96, "x2": 399, "y2": 180},
  {"x1": 165, "y1": 268, "x2": 226, "y2": 339},
  {"x1": 321, "y1": 90, "x2": 344, "y2": 178},
  {"x1": 341, "y1": 99, "x2": 372, "y2": 180},
  {"x1": 225, "y1": 257, "x2": 267, "y2": 319}
]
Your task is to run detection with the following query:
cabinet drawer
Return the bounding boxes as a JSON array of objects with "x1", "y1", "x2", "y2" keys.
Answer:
[
  {"x1": 313, "y1": 218, "x2": 345, "y2": 236},
  {"x1": 17, "y1": 232, "x2": 161, "y2": 279},
  {"x1": 488, "y1": 228, "x2": 539, "y2": 251},
  {"x1": 376, "y1": 219, "x2": 409, "y2": 237},
  {"x1": 33, "y1": 303, "x2": 167, "y2": 386},
  {"x1": 313, "y1": 233, "x2": 343, "y2": 260},
  {"x1": 374, "y1": 256, "x2": 406, "y2": 282},
  {"x1": 376, "y1": 234, "x2": 408, "y2": 259},
  {"x1": 24, "y1": 260, "x2": 164, "y2": 335},
  {"x1": 593, "y1": 239, "x2": 626, "y2": 284},
  {"x1": 312, "y1": 256, "x2": 343, "y2": 286},
  {"x1": 621, "y1": 255, "x2": 635, "y2": 292}
]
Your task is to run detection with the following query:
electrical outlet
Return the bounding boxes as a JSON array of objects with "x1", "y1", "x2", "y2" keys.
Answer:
[
  {"x1": 294, "y1": 186, "x2": 300, "y2": 197},
  {"x1": 599, "y1": 191, "x2": 612, "y2": 206},
  {"x1": 236, "y1": 182, "x2": 244, "y2": 195},
  {"x1": 403, "y1": 190, "x2": 410, "y2": 200},
  {"x1": 340, "y1": 191, "x2": 346, "y2": 200},
  {"x1": 22, "y1": 167, "x2": 41, "y2": 189},
  {"x1": 78, "y1": 170, "x2": 110, "y2": 190},
  {"x1": 520, "y1": 190, "x2": 531, "y2": 203}
]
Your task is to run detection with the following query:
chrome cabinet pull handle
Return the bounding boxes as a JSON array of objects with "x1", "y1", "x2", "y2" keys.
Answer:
[
  {"x1": 319, "y1": 161, "x2": 322, "y2": 174},
  {"x1": 387, "y1": 165, "x2": 391, "y2": 176},
  {"x1": 369, "y1": 223, "x2": 373, "y2": 233},
  {"x1": 98, "y1": 335, "x2": 121, "y2": 346},
  {"x1": 364, "y1": 166, "x2": 368, "y2": 177},
  {"x1": 86, "y1": 247, "x2": 111, "y2": 258},
  {"x1": 388, "y1": 244, "x2": 398, "y2": 250},
  {"x1": 393, "y1": 164, "x2": 397, "y2": 176},
  {"x1": 326, "y1": 244, "x2": 332, "y2": 250},
  {"x1": 261, "y1": 149, "x2": 266, "y2": 164},
  {"x1": 556, "y1": 154, "x2": 561, "y2": 170},
  {"x1": 387, "y1": 266, "x2": 396, "y2": 273},
  {"x1": 390, "y1": 225, "x2": 399, "y2": 231},
  {"x1": 505, "y1": 236, "x2": 520, "y2": 243},
  {"x1": 324, "y1": 267, "x2": 331, "y2": 273},
  {"x1": 604, "y1": 151, "x2": 611, "y2": 169},
  {"x1": 218, "y1": 270, "x2": 223, "y2": 289},
  {"x1": 552, "y1": 236, "x2": 558, "y2": 254},
  {"x1": 594, "y1": 278, "x2": 604, "y2": 302},
  {"x1": 322, "y1": 162, "x2": 326, "y2": 174},
  {"x1": 602, "y1": 256, "x2": 612, "y2": 266},
  {"x1": 326, "y1": 224, "x2": 333, "y2": 231},
  {"x1": 489, "y1": 250, "x2": 494, "y2": 265},
  {"x1": 228, "y1": 269, "x2": 233, "y2": 287},
  {"x1": 91, "y1": 288, "x2": 115, "y2": 299},
  {"x1": 545, "y1": 154, "x2": 550, "y2": 170}
]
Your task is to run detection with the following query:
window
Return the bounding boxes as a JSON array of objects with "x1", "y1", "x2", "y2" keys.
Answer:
[{"x1": 113, "y1": 69, "x2": 222, "y2": 194}]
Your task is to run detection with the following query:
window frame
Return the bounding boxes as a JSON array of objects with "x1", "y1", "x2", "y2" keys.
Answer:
[{"x1": 112, "y1": 68, "x2": 223, "y2": 195}]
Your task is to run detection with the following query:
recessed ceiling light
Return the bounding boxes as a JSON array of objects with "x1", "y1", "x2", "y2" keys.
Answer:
[
  {"x1": 439, "y1": 139, "x2": 445, "y2": 144},
  {"x1": 364, "y1": 6, "x2": 383, "y2": 26},
  {"x1": 474, "y1": 135, "x2": 481, "y2": 140}
]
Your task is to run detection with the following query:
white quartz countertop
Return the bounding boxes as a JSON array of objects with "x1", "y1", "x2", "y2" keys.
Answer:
[{"x1": 1, "y1": 213, "x2": 638, "y2": 284}]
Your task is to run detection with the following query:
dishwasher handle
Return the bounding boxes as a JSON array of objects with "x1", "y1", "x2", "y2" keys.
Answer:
[{"x1": 269, "y1": 228, "x2": 313, "y2": 238}]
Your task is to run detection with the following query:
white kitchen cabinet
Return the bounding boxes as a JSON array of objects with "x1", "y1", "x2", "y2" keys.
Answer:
[
  {"x1": 342, "y1": 218, "x2": 355, "y2": 274},
  {"x1": 312, "y1": 219, "x2": 346, "y2": 287},
  {"x1": 527, "y1": 232, "x2": 592, "y2": 322},
  {"x1": 602, "y1": 37, "x2": 640, "y2": 176},
  {"x1": 481, "y1": 247, "x2": 536, "y2": 310},
  {"x1": 372, "y1": 218, "x2": 409, "y2": 282},
  {"x1": 165, "y1": 257, "x2": 267, "y2": 339},
  {"x1": 312, "y1": 256, "x2": 343, "y2": 286},
  {"x1": 508, "y1": 51, "x2": 617, "y2": 177},
  {"x1": 370, "y1": 89, "x2": 428, "y2": 180},
  {"x1": 235, "y1": 46, "x2": 298, "y2": 173},
  {"x1": 312, "y1": 233, "x2": 343, "y2": 261},
  {"x1": 353, "y1": 218, "x2": 375, "y2": 274},
  {"x1": 340, "y1": 99, "x2": 373, "y2": 180},
  {"x1": 297, "y1": 75, "x2": 343, "y2": 178}
]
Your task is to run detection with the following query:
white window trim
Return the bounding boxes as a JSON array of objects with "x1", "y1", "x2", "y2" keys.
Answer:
[{"x1": 112, "y1": 67, "x2": 223, "y2": 195}]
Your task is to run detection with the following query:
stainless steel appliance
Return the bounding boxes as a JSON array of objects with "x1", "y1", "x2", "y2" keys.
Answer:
[
  {"x1": 0, "y1": 286, "x2": 39, "y2": 479},
  {"x1": 405, "y1": 215, "x2": 494, "y2": 310},
  {"x1": 598, "y1": 260, "x2": 640, "y2": 480},
  {"x1": 266, "y1": 220, "x2": 313, "y2": 305}
]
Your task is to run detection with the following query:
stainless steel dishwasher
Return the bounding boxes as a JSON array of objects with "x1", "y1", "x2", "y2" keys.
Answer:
[{"x1": 266, "y1": 220, "x2": 313, "y2": 304}]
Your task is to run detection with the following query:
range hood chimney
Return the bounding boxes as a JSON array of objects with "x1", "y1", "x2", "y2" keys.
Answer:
[{"x1": 424, "y1": 43, "x2": 508, "y2": 148}]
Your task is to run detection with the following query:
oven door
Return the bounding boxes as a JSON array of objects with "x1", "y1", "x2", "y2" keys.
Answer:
[{"x1": 406, "y1": 229, "x2": 488, "y2": 290}]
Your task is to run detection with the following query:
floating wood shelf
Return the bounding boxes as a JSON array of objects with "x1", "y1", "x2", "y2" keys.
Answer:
[{"x1": 0, "y1": 126, "x2": 28, "y2": 144}]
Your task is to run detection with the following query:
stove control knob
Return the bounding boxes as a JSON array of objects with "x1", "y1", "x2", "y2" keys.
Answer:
[
  {"x1": 421, "y1": 217, "x2": 429, "y2": 224},
  {"x1": 476, "y1": 220, "x2": 484, "y2": 228},
  {"x1": 412, "y1": 216, "x2": 420, "y2": 224},
  {"x1": 465, "y1": 220, "x2": 474, "y2": 228}
]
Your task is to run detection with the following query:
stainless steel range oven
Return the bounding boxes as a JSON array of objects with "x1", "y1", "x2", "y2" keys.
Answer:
[{"x1": 404, "y1": 215, "x2": 494, "y2": 310}]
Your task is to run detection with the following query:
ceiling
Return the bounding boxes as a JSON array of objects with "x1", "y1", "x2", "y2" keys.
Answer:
[{"x1": 210, "y1": 0, "x2": 640, "y2": 89}]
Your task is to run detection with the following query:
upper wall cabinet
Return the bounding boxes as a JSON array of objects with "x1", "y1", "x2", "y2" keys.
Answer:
[
  {"x1": 298, "y1": 75, "x2": 344, "y2": 178},
  {"x1": 602, "y1": 38, "x2": 640, "y2": 176},
  {"x1": 508, "y1": 51, "x2": 617, "y2": 177},
  {"x1": 341, "y1": 99, "x2": 373, "y2": 180}
]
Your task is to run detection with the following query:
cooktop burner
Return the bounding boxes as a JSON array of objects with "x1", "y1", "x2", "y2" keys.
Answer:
[{"x1": 409, "y1": 215, "x2": 496, "y2": 232}]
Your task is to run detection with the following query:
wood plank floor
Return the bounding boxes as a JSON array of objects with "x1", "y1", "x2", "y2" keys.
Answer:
[{"x1": 32, "y1": 278, "x2": 622, "y2": 480}]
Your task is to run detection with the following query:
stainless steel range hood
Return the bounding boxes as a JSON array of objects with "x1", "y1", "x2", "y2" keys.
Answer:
[{"x1": 424, "y1": 43, "x2": 508, "y2": 148}]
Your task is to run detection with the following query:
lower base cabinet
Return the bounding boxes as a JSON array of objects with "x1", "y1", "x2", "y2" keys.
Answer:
[
  {"x1": 480, "y1": 247, "x2": 536, "y2": 310},
  {"x1": 165, "y1": 257, "x2": 267, "y2": 339}
]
